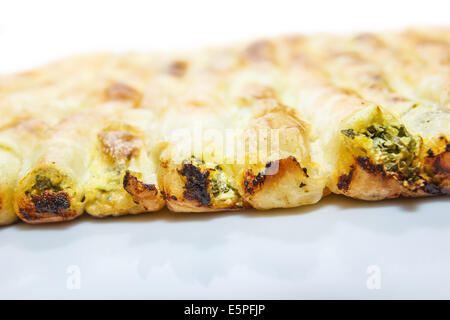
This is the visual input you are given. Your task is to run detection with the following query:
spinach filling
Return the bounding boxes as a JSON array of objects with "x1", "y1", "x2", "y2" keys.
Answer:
[
  {"x1": 208, "y1": 168, "x2": 239, "y2": 202},
  {"x1": 183, "y1": 158, "x2": 239, "y2": 203},
  {"x1": 35, "y1": 175, "x2": 61, "y2": 192},
  {"x1": 26, "y1": 175, "x2": 62, "y2": 196},
  {"x1": 209, "y1": 168, "x2": 233, "y2": 196},
  {"x1": 342, "y1": 124, "x2": 421, "y2": 183}
]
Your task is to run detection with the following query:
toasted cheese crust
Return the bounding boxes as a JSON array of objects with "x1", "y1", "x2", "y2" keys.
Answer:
[{"x1": 0, "y1": 27, "x2": 448, "y2": 225}]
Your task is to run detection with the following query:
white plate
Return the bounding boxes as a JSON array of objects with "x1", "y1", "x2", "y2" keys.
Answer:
[
  {"x1": 1, "y1": 195, "x2": 449, "y2": 299},
  {"x1": 1, "y1": 0, "x2": 449, "y2": 300}
]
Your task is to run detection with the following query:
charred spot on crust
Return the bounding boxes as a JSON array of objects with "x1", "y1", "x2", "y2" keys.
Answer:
[
  {"x1": 356, "y1": 156, "x2": 428, "y2": 192},
  {"x1": 167, "y1": 60, "x2": 188, "y2": 77},
  {"x1": 123, "y1": 171, "x2": 130, "y2": 190},
  {"x1": 299, "y1": 182, "x2": 306, "y2": 188},
  {"x1": 31, "y1": 191, "x2": 70, "y2": 215},
  {"x1": 302, "y1": 167, "x2": 309, "y2": 177},
  {"x1": 123, "y1": 171, "x2": 157, "y2": 196},
  {"x1": 179, "y1": 164, "x2": 211, "y2": 207},
  {"x1": 357, "y1": 157, "x2": 385, "y2": 175},
  {"x1": 424, "y1": 182, "x2": 442, "y2": 195},
  {"x1": 263, "y1": 160, "x2": 277, "y2": 175},
  {"x1": 170, "y1": 195, "x2": 177, "y2": 201},
  {"x1": 290, "y1": 156, "x2": 300, "y2": 166},
  {"x1": 256, "y1": 173, "x2": 265, "y2": 184},
  {"x1": 337, "y1": 165, "x2": 355, "y2": 191},
  {"x1": 425, "y1": 142, "x2": 450, "y2": 177},
  {"x1": 244, "y1": 156, "x2": 304, "y2": 194},
  {"x1": 17, "y1": 170, "x2": 80, "y2": 222},
  {"x1": 357, "y1": 156, "x2": 371, "y2": 170},
  {"x1": 105, "y1": 82, "x2": 142, "y2": 105},
  {"x1": 427, "y1": 148, "x2": 435, "y2": 158},
  {"x1": 244, "y1": 171, "x2": 266, "y2": 195},
  {"x1": 18, "y1": 208, "x2": 29, "y2": 220},
  {"x1": 431, "y1": 148, "x2": 450, "y2": 174}
]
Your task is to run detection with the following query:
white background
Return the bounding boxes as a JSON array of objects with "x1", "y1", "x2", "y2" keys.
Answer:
[
  {"x1": 0, "y1": 0, "x2": 449, "y2": 299},
  {"x1": 1, "y1": 0, "x2": 449, "y2": 73}
]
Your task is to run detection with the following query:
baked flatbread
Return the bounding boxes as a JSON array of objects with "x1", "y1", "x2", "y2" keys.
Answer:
[{"x1": 0, "y1": 28, "x2": 448, "y2": 225}]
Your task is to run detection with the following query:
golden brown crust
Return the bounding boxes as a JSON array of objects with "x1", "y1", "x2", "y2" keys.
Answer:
[
  {"x1": 422, "y1": 140, "x2": 450, "y2": 195},
  {"x1": 16, "y1": 191, "x2": 79, "y2": 224},
  {"x1": 242, "y1": 156, "x2": 321, "y2": 209},
  {"x1": 0, "y1": 119, "x2": 50, "y2": 225},
  {"x1": 335, "y1": 158, "x2": 426, "y2": 201},
  {"x1": 14, "y1": 165, "x2": 85, "y2": 224},
  {"x1": 0, "y1": 28, "x2": 448, "y2": 225},
  {"x1": 104, "y1": 82, "x2": 142, "y2": 106},
  {"x1": 123, "y1": 171, "x2": 165, "y2": 211},
  {"x1": 98, "y1": 130, "x2": 141, "y2": 162},
  {"x1": 158, "y1": 159, "x2": 244, "y2": 212}
]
